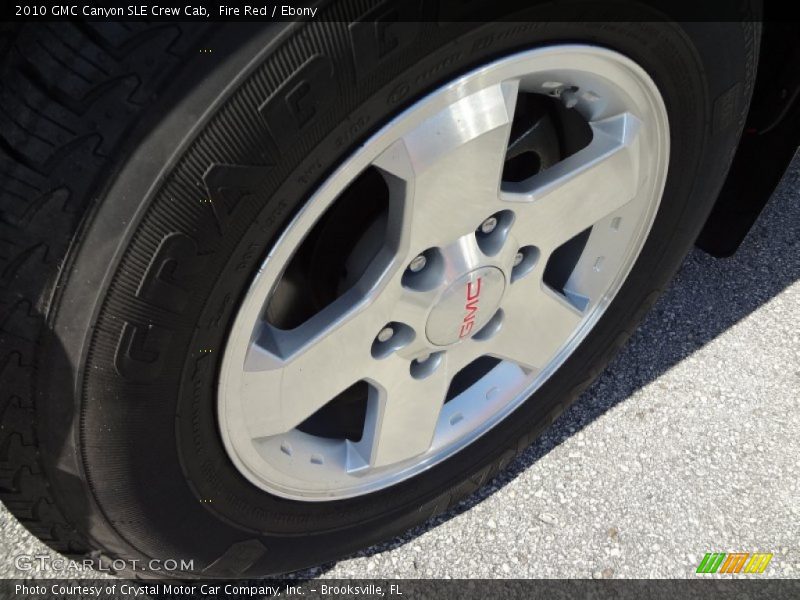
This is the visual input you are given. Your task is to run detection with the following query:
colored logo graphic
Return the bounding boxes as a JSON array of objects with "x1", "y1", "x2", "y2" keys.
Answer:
[{"x1": 696, "y1": 552, "x2": 773, "y2": 574}]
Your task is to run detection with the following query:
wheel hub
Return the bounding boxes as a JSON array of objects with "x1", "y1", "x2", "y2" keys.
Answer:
[{"x1": 426, "y1": 266, "x2": 506, "y2": 346}]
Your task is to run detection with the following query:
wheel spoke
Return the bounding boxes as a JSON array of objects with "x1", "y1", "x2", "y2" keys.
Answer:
[
  {"x1": 501, "y1": 112, "x2": 643, "y2": 252},
  {"x1": 487, "y1": 270, "x2": 584, "y2": 370},
  {"x1": 241, "y1": 288, "x2": 397, "y2": 439},
  {"x1": 375, "y1": 80, "x2": 520, "y2": 250},
  {"x1": 559, "y1": 211, "x2": 633, "y2": 311},
  {"x1": 351, "y1": 354, "x2": 450, "y2": 469}
]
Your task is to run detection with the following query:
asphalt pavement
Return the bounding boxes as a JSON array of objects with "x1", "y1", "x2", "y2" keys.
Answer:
[{"x1": 1, "y1": 155, "x2": 798, "y2": 579}]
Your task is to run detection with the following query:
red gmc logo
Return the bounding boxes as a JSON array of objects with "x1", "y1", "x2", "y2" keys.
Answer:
[{"x1": 458, "y1": 277, "x2": 482, "y2": 339}]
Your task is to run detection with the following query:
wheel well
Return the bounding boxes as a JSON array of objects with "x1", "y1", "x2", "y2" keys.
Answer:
[{"x1": 696, "y1": 22, "x2": 800, "y2": 257}]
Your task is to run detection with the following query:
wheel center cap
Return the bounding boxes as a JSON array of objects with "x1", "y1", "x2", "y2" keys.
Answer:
[{"x1": 426, "y1": 266, "x2": 506, "y2": 346}]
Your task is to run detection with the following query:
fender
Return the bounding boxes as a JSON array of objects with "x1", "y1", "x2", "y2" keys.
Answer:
[{"x1": 698, "y1": 21, "x2": 800, "y2": 257}]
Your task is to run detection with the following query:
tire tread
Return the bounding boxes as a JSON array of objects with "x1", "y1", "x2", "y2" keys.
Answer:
[{"x1": 0, "y1": 22, "x2": 204, "y2": 562}]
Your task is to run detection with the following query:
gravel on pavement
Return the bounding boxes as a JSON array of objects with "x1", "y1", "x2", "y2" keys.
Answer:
[{"x1": 1, "y1": 155, "x2": 798, "y2": 580}]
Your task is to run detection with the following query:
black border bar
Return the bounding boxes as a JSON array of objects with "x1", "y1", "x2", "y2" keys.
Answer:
[
  {"x1": 2, "y1": 0, "x2": 795, "y2": 23},
  {"x1": 4, "y1": 578, "x2": 800, "y2": 600}
]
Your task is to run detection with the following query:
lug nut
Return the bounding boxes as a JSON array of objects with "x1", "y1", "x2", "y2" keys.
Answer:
[
  {"x1": 377, "y1": 326, "x2": 395, "y2": 343},
  {"x1": 480, "y1": 216, "x2": 498, "y2": 234},
  {"x1": 408, "y1": 254, "x2": 427, "y2": 273},
  {"x1": 561, "y1": 88, "x2": 579, "y2": 109},
  {"x1": 513, "y1": 252, "x2": 524, "y2": 267}
]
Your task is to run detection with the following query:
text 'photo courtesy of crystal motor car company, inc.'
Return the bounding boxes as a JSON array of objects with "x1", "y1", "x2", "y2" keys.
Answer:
[{"x1": 0, "y1": 2, "x2": 798, "y2": 594}]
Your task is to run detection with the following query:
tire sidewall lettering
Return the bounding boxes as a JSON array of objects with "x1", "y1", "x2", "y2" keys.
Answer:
[{"x1": 78, "y1": 15, "x2": 752, "y2": 574}]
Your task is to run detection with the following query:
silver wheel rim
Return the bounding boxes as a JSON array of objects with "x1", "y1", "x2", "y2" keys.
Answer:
[{"x1": 218, "y1": 45, "x2": 670, "y2": 501}]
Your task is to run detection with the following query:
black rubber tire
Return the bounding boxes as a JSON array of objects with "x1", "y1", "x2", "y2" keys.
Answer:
[{"x1": 0, "y1": 15, "x2": 758, "y2": 578}]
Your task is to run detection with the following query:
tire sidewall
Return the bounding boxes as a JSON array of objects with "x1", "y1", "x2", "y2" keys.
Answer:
[{"x1": 44, "y1": 18, "x2": 756, "y2": 576}]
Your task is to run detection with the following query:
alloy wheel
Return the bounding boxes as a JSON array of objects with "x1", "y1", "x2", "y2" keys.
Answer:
[{"x1": 218, "y1": 45, "x2": 670, "y2": 500}]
